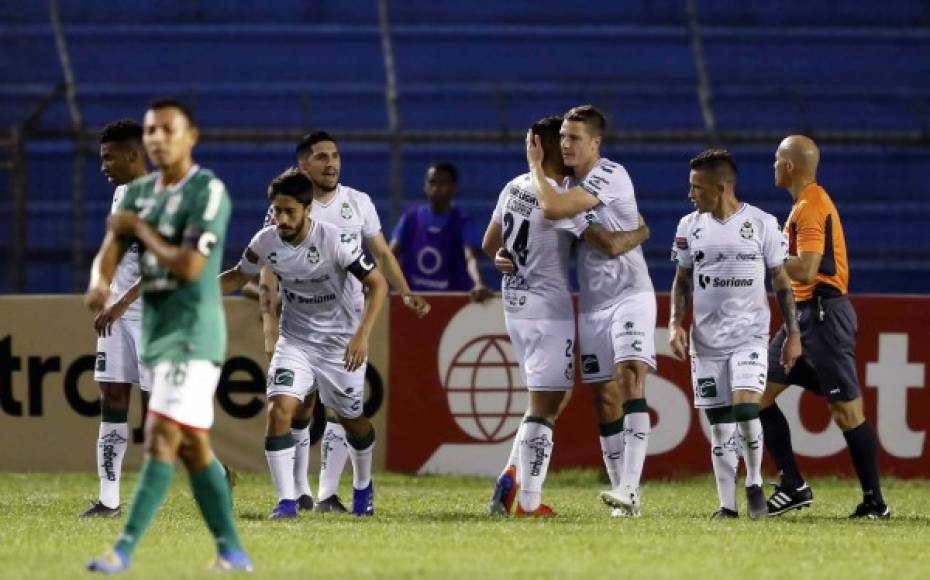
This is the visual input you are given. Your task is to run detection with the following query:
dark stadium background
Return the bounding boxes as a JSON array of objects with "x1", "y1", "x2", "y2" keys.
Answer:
[{"x1": 2, "y1": 0, "x2": 928, "y2": 295}]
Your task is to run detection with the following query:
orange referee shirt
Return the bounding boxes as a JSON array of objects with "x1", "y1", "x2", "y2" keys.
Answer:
[{"x1": 784, "y1": 183, "x2": 849, "y2": 302}]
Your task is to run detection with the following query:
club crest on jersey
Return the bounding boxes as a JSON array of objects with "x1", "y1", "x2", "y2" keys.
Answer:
[
  {"x1": 340, "y1": 202, "x2": 353, "y2": 220},
  {"x1": 307, "y1": 246, "x2": 320, "y2": 264},
  {"x1": 740, "y1": 221, "x2": 754, "y2": 239}
]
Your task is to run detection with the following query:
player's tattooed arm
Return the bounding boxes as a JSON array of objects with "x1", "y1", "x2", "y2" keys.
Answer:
[
  {"x1": 526, "y1": 131, "x2": 599, "y2": 220},
  {"x1": 581, "y1": 216, "x2": 650, "y2": 257},
  {"x1": 771, "y1": 265, "x2": 802, "y2": 371},
  {"x1": 669, "y1": 265, "x2": 693, "y2": 360},
  {"x1": 258, "y1": 265, "x2": 280, "y2": 358}
]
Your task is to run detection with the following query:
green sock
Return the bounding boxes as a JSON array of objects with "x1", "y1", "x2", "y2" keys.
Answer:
[
  {"x1": 114, "y1": 458, "x2": 175, "y2": 558},
  {"x1": 190, "y1": 459, "x2": 243, "y2": 553}
]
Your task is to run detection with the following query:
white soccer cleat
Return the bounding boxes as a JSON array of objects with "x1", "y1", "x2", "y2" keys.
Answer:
[{"x1": 600, "y1": 486, "x2": 641, "y2": 517}]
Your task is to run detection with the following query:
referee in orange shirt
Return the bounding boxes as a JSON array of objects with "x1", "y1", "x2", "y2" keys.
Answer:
[{"x1": 760, "y1": 135, "x2": 888, "y2": 519}]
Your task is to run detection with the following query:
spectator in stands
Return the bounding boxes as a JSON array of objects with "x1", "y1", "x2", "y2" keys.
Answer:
[{"x1": 390, "y1": 162, "x2": 492, "y2": 301}]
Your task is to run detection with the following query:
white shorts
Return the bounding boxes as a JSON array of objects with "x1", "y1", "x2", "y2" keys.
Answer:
[
  {"x1": 94, "y1": 317, "x2": 151, "y2": 391},
  {"x1": 147, "y1": 360, "x2": 222, "y2": 429},
  {"x1": 505, "y1": 317, "x2": 575, "y2": 391},
  {"x1": 579, "y1": 292, "x2": 657, "y2": 383},
  {"x1": 690, "y1": 347, "x2": 768, "y2": 408},
  {"x1": 268, "y1": 335, "x2": 365, "y2": 419}
]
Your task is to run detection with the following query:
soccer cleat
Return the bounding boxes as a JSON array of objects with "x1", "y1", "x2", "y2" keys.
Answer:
[
  {"x1": 710, "y1": 507, "x2": 739, "y2": 519},
  {"x1": 211, "y1": 548, "x2": 254, "y2": 572},
  {"x1": 746, "y1": 485, "x2": 768, "y2": 520},
  {"x1": 86, "y1": 548, "x2": 129, "y2": 575},
  {"x1": 297, "y1": 494, "x2": 314, "y2": 512},
  {"x1": 515, "y1": 503, "x2": 557, "y2": 517},
  {"x1": 766, "y1": 483, "x2": 814, "y2": 516},
  {"x1": 268, "y1": 499, "x2": 298, "y2": 519},
  {"x1": 488, "y1": 465, "x2": 519, "y2": 516},
  {"x1": 600, "y1": 486, "x2": 641, "y2": 517},
  {"x1": 314, "y1": 495, "x2": 348, "y2": 513},
  {"x1": 79, "y1": 501, "x2": 121, "y2": 519},
  {"x1": 352, "y1": 482, "x2": 375, "y2": 516},
  {"x1": 849, "y1": 500, "x2": 891, "y2": 519}
]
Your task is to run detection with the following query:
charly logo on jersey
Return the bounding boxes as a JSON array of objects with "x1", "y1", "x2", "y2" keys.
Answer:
[
  {"x1": 273, "y1": 369, "x2": 295, "y2": 387},
  {"x1": 340, "y1": 202, "x2": 353, "y2": 220},
  {"x1": 692, "y1": 228, "x2": 703, "y2": 240},
  {"x1": 740, "y1": 221, "x2": 754, "y2": 239},
  {"x1": 267, "y1": 252, "x2": 278, "y2": 265},
  {"x1": 307, "y1": 246, "x2": 320, "y2": 264},
  {"x1": 632, "y1": 340, "x2": 643, "y2": 352},
  {"x1": 694, "y1": 250, "x2": 705, "y2": 265}
]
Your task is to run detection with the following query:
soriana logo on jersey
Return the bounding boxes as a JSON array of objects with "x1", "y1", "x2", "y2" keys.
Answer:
[{"x1": 386, "y1": 295, "x2": 930, "y2": 478}]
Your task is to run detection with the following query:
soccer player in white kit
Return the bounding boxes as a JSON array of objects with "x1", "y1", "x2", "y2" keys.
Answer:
[
  {"x1": 668, "y1": 149, "x2": 801, "y2": 519},
  {"x1": 527, "y1": 106, "x2": 655, "y2": 517},
  {"x1": 258, "y1": 131, "x2": 430, "y2": 513},
  {"x1": 483, "y1": 116, "x2": 651, "y2": 516},
  {"x1": 81, "y1": 119, "x2": 150, "y2": 518},
  {"x1": 221, "y1": 168, "x2": 388, "y2": 518}
]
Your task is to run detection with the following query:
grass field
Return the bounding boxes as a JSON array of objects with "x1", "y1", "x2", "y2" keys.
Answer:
[{"x1": 1, "y1": 471, "x2": 928, "y2": 579}]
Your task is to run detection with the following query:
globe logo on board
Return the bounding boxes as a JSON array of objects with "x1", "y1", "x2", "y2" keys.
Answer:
[{"x1": 438, "y1": 302, "x2": 527, "y2": 443}]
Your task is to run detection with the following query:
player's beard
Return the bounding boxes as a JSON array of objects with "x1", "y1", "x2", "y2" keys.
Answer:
[{"x1": 279, "y1": 217, "x2": 306, "y2": 242}]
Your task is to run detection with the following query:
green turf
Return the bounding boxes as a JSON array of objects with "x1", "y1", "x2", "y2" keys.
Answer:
[{"x1": 0, "y1": 471, "x2": 928, "y2": 579}]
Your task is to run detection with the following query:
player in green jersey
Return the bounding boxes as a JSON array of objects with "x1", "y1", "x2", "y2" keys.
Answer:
[{"x1": 84, "y1": 98, "x2": 251, "y2": 574}]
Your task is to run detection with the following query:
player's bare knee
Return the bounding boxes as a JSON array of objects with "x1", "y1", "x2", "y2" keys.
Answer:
[
  {"x1": 144, "y1": 418, "x2": 181, "y2": 460},
  {"x1": 732, "y1": 389, "x2": 762, "y2": 406},
  {"x1": 340, "y1": 415, "x2": 371, "y2": 439},
  {"x1": 99, "y1": 382, "x2": 131, "y2": 413},
  {"x1": 830, "y1": 399, "x2": 864, "y2": 430},
  {"x1": 590, "y1": 383, "x2": 621, "y2": 422},
  {"x1": 266, "y1": 399, "x2": 296, "y2": 435}
]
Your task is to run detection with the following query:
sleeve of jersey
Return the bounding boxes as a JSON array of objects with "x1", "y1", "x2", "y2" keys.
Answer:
[
  {"x1": 794, "y1": 202, "x2": 827, "y2": 254},
  {"x1": 763, "y1": 215, "x2": 789, "y2": 268},
  {"x1": 182, "y1": 178, "x2": 231, "y2": 257},
  {"x1": 579, "y1": 163, "x2": 633, "y2": 205},
  {"x1": 552, "y1": 211, "x2": 592, "y2": 239},
  {"x1": 339, "y1": 241, "x2": 376, "y2": 281},
  {"x1": 361, "y1": 195, "x2": 382, "y2": 238},
  {"x1": 237, "y1": 233, "x2": 265, "y2": 276},
  {"x1": 671, "y1": 217, "x2": 692, "y2": 268}
]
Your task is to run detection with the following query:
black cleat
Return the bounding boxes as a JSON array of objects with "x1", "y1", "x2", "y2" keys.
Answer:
[
  {"x1": 79, "y1": 500, "x2": 121, "y2": 518},
  {"x1": 849, "y1": 500, "x2": 891, "y2": 519},
  {"x1": 766, "y1": 483, "x2": 813, "y2": 516},
  {"x1": 297, "y1": 494, "x2": 315, "y2": 511},
  {"x1": 746, "y1": 485, "x2": 768, "y2": 520},
  {"x1": 314, "y1": 495, "x2": 348, "y2": 513},
  {"x1": 710, "y1": 507, "x2": 738, "y2": 519}
]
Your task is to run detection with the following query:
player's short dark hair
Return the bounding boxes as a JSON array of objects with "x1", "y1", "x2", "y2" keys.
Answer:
[
  {"x1": 267, "y1": 167, "x2": 314, "y2": 205},
  {"x1": 531, "y1": 115, "x2": 564, "y2": 162},
  {"x1": 428, "y1": 161, "x2": 458, "y2": 183},
  {"x1": 99, "y1": 119, "x2": 143, "y2": 146},
  {"x1": 148, "y1": 97, "x2": 196, "y2": 127},
  {"x1": 295, "y1": 131, "x2": 337, "y2": 158},
  {"x1": 564, "y1": 105, "x2": 607, "y2": 137},
  {"x1": 689, "y1": 148, "x2": 738, "y2": 182}
]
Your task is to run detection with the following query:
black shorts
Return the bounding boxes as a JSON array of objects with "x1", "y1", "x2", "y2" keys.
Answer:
[{"x1": 767, "y1": 295, "x2": 861, "y2": 402}]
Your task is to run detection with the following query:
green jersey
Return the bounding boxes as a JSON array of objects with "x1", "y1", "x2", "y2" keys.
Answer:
[{"x1": 118, "y1": 165, "x2": 231, "y2": 365}]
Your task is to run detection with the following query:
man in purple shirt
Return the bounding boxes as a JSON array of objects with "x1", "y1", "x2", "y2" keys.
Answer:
[{"x1": 390, "y1": 162, "x2": 491, "y2": 301}]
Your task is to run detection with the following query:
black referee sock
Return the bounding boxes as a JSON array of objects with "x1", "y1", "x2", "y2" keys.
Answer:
[
  {"x1": 843, "y1": 422, "x2": 885, "y2": 505},
  {"x1": 759, "y1": 404, "x2": 805, "y2": 490}
]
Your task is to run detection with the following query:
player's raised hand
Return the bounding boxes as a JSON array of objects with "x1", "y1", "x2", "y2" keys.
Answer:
[
  {"x1": 494, "y1": 248, "x2": 516, "y2": 274},
  {"x1": 781, "y1": 332, "x2": 802, "y2": 373},
  {"x1": 402, "y1": 294, "x2": 431, "y2": 318},
  {"x1": 525, "y1": 130, "x2": 544, "y2": 167},
  {"x1": 343, "y1": 332, "x2": 369, "y2": 372},
  {"x1": 107, "y1": 211, "x2": 140, "y2": 236},
  {"x1": 84, "y1": 283, "x2": 109, "y2": 314},
  {"x1": 669, "y1": 325, "x2": 689, "y2": 361}
]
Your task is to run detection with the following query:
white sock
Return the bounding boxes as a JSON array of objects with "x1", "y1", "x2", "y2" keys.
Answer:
[
  {"x1": 599, "y1": 422, "x2": 625, "y2": 489},
  {"x1": 504, "y1": 423, "x2": 525, "y2": 486},
  {"x1": 620, "y1": 411, "x2": 650, "y2": 493},
  {"x1": 97, "y1": 422, "x2": 129, "y2": 509},
  {"x1": 347, "y1": 434, "x2": 374, "y2": 490},
  {"x1": 318, "y1": 421, "x2": 349, "y2": 499},
  {"x1": 265, "y1": 446, "x2": 297, "y2": 501},
  {"x1": 518, "y1": 420, "x2": 554, "y2": 512},
  {"x1": 710, "y1": 422, "x2": 740, "y2": 511},
  {"x1": 738, "y1": 418, "x2": 764, "y2": 487},
  {"x1": 291, "y1": 426, "x2": 313, "y2": 498}
]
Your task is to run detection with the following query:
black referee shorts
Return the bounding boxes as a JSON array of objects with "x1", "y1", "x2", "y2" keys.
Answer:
[{"x1": 767, "y1": 295, "x2": 861, "y2": 402}]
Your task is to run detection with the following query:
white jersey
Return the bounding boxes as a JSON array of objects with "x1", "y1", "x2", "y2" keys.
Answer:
[
  {"x1": 109, "y1": 185, "x2": 142, "y2": 320},
  {"x1": 671, "y1": 203, "x2": 788, "y2": 358},
  {"x1": 571, "y1": 158, "x2": 653, "y2": 313},
  {"x1": 492, "y1": 173, "x2": 584, "y2": 320},
  {"x1": 239, "y1": 221, "x2": 372, "y2": 351}
]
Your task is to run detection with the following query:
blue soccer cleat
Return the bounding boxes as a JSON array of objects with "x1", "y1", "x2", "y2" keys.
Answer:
[
  {"x1": 352, "y1": 482, "x2": 375, "y2": 516},
  {"x1": 488, "y1": 465, "x2": 518, "y2": 516},
  {"x1": 86, "y1": 547, "x2": 130, "y2": 575},
  {"x1": 268, "y1": 499, "x2": 298, "y2": 520},
  {"x1": 212, "y1": 548, "x2": 254, "y2": 572}
]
